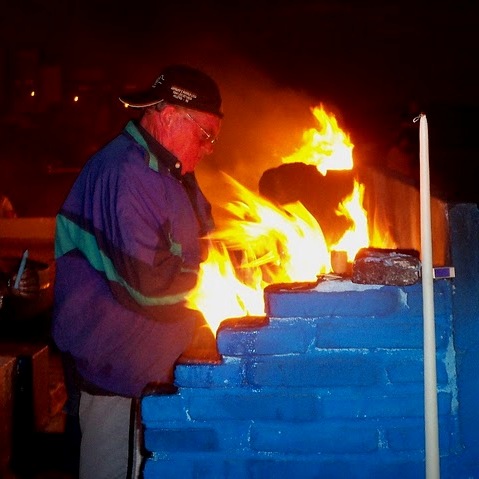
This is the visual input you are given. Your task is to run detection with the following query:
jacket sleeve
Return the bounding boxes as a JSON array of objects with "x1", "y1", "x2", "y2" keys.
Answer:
[
  {"x1": 55, "y1": 148, "x2": 205, "y2": 315},
  {"x1": 52, "y1": 251, "x2": 203, "y2": 397}
]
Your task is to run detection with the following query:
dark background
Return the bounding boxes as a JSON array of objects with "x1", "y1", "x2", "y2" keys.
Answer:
[{"x1": 1, "y1": 0, "x2": 478, "y2": 216}]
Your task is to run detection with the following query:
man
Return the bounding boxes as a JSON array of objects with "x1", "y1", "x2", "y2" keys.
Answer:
[{"x1": 52, "y1": 64, "x2": 222, "y2": 478}]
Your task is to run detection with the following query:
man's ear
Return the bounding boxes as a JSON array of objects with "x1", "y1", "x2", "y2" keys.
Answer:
[{"x1": 161, "y1": 105, "x2": 179, "y2": 127}]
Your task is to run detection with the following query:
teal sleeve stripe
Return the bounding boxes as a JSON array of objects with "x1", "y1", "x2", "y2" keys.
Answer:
[{"x1": 55, "y1": 215, "x2": 197, "y2": 307}]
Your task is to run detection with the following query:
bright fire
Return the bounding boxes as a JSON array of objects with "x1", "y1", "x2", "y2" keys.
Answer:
[
  {"x1": 330, "y1": 180, "x2": 369, "y2": 262},
  {"x1": 186, "y1": 104, "x2": 389, "y2": 332},
  {"x1": 281, "y1": 104, "x2": 354, "y2": 175}
]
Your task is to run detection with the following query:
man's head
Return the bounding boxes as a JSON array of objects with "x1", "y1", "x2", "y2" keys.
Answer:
[
  {"x1": 120, "y1": 64, "x2": 223, "y2": 174},
  {"x1": 119, "y1": 64, "x2": 223, "y2": 118}
]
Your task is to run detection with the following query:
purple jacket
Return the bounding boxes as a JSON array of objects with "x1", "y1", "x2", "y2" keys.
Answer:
[{"x1": 52, "y1": 121, "x2": 214, "y2": 397}]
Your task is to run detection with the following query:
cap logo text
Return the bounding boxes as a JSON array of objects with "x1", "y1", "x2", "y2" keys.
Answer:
[{"x1": 171, "y1": 85, "x2": 197, "y2": 103}]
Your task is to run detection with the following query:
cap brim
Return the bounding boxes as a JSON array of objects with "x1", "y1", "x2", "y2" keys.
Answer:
[{"x1": 118, "y1": 92, "x2": 163, "y2": 108}]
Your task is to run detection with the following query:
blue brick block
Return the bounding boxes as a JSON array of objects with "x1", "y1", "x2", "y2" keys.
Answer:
[
  {"x1": 208, "y1": 420, "x2": 254, "y2": 451},
  {"x1": 455, "y1": 347, "x2": 479, "y2": 452},
  {"x1": 406, "y1": 279, "x2": 453, "y2": 318},
  {"x1": 173, "y1": 363, "x2": 217, "y2": 388},
  {"x1": 246, "y1": 458, "x2": 322, "y2": 479},
  {"x1": 322, "y1": 393, "x2": 424, "y2": 418},
  {"x1": 437, "y1": 391, "x2": 453, "y2": 416},
  {"x1": 445, "y1": 449, "x2": 479, "y2": 479},
  {"x1": 143, "y1": 453, "x2": 242, "y2": 479},
  {"x1": 143, "y1": 457, "x2": 193, "y2": 479},
  {"x1": 142, "y1": 394, "x2": 188, "y2": 423},
  {"x1": 366, "y1": 458, "x2": 426, "y2": 479},
  {"x1": 216, "y1": 329, "x2": 262, "y2": 356},
  {"x1": 324, "y1": 390, "x2": 452, "y2": 420},
  {"x1": 250, "y1": 420, "x2": 378, "y2": 454},
  {"x1": 187, "y1": 389, "x2": 320, "y2": 421},
  {"x1": 254, "y1": 320, "x2": 318, "y2": 354},
  {"x1": 215, "y1": 316, "x2": 269, "y2": 357},
  {"x1": 385, "y1": 351, "x2": 450, "y2": 386},
  {"x1": 386, "y1": 418, "x2": 426, "y2": 451},
  {"x1": 265, "y1": 283, "x2": 402, "y2": 318},
  {"x1": 248, "y1": 458, "x2": 363, "y2": 479},
  {"x1": 144, "y1": 454, "x2": 427, "y2": 479},
  {"x1": 248, "y1": 455, "x2": 426, "y2": 479},
  {"x1": 247, "y1": 352, "x2": 384, "y2": 387},
  {"x1": 434, "y1": 314, "x2": 454, "y2": 347},
  {"x1": 144, "y1": 427, "x2": 218, "y2": 453},
  {"x1": 386, "y1": 415, "x2": 453, "y2": 454},
  {"x1": 217, "y1": 318, "x2": 316, "y2": 356},
  {"x1": 174, "y1": 358, "x2": 245, "y2": 388},
  {"x1": 315, "y1": 316, "x2": 424, "y2": 349}
]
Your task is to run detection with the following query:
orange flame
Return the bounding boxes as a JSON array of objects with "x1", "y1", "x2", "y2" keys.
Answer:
[
  {"x1": 186, "y1": 173, "x2": 331, "y2": 332},
  {"x1": 186, "y1": 242, "x2": 265, "y2": 332},
  {"x1": 282, "y1": 104, "x2": 354, "y2": 175},
  {"x1": 331, "y1": 180, "x2": 369, "y2": 262},
  {"x1": 187, "y1": 105, "x2": 391, "y2": 332}
]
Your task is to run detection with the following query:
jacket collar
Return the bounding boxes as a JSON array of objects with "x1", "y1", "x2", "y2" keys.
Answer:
[{"x1": 124, "y1": 120, "x2": 183, "y2": 180}]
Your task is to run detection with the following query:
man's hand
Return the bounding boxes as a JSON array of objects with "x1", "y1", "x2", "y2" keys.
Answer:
[{"x1": 178, "y1": 323, "x2": 221, "y2": 364}]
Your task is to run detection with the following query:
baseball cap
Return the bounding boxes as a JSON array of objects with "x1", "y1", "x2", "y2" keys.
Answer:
[{"x1": 119, "y1": 64, "x2": 223, "y2": 118}]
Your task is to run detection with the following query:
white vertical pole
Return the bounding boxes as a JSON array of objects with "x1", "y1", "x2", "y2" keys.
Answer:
[{"x1": 418, "y1": 113, "x2": 440, "y2": 479}]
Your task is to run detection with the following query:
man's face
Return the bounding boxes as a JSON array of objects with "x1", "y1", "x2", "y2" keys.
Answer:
[{"x1": 167, "y1": 108, "x2": 222, "y2": 174}]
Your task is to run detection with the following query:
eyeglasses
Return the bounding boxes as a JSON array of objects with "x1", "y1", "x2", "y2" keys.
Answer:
[{"x1": 185, "y1": 112, "x2": 218, "y2": 145}]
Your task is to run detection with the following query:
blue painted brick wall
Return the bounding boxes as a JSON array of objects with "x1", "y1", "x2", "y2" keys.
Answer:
[{"x1": 141, "y1": 271, "x2": 477, "y2": 479}]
